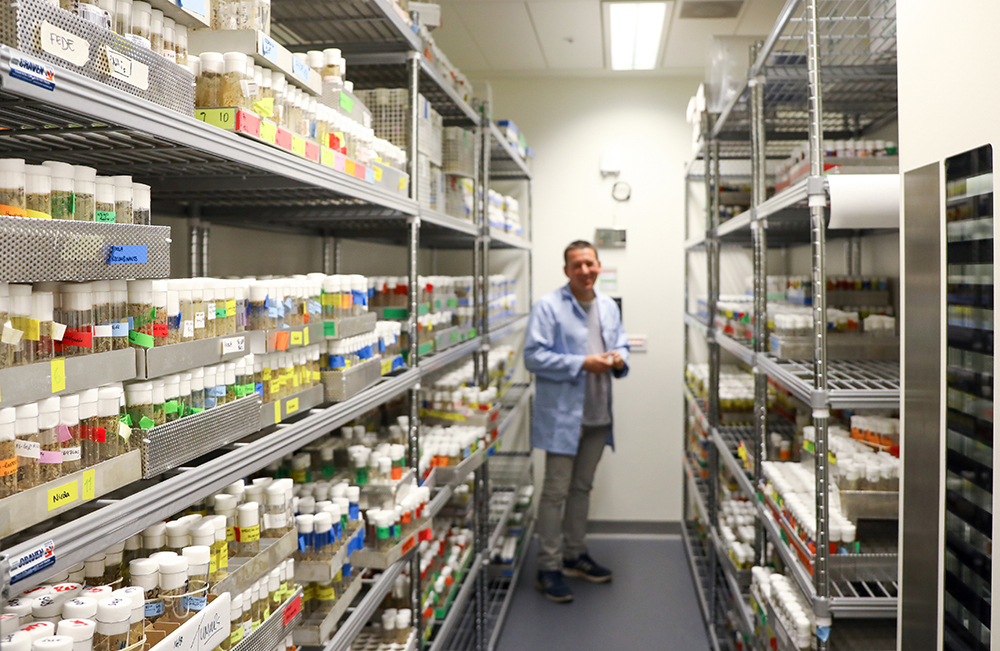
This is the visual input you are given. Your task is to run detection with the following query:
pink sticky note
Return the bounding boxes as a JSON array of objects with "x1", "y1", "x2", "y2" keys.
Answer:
[
  {"x1": 56, "y1": 424, "x2": 72, "y2": 443},
  {"x1": 40, "y1": 449, "x2": 63, "y2": 464}
]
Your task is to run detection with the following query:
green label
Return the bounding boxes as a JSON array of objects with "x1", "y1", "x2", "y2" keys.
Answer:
[
  {"x1": 95, "y1": 210, "x2": 116, "y2": 223},
  {"x1": 339, "y1": 91, "x2": 354, "y2": 113},
  {"x1": 323, "y1": 321, "x2": 337, "y2": 337},
  {"x1": 381, "y1": 308, "x2": 408, "y2": 320},
  {"x1": 121, "y1": 414, "x2": 133, "y2": 426},
  {"x1": 243, "y1": 383, "x2": 254, "y2": 396},
  {"x1": 164, "y1": 401, "x2": 179, "y2": 414},
  {"x1": 138, "y1": 416, "x2": 156, "y2": 429},
  {"x1": 215, "y1": 307, "x2": 227, "y2": 319},
  {"x1": 376, "y1": 526, "x2": 389, "y2": 540},
  {"x1": 417, "y1": 303, "x2": 430, "y2": 316},
  {"x1": 128, "y1": 329, "x2": 154, "y2": 348}
]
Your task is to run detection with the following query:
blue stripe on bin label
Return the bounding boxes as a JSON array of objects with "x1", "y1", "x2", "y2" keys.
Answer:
[{"x1": 108, "y1": 245, "x2": 148, "y2": 264}]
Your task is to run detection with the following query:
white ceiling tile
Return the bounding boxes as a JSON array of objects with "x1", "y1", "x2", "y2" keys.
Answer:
[
  {"x1": 735, "y1": 0, "x2": 788, "y2": 35},
  {"x1": 432, "y1": 4, "x2": 492, "y2": 70},
  {"x1": 452, "y1": 2, "x2": 548, "y2": 69},
  {"x1": 527, "y1": 1, "x2": 604, "y2": 69},
  {"x1": 661, "y1": 2, "x2": 738, "y2": 69}
]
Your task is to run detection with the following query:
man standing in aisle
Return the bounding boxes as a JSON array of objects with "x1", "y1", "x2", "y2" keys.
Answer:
[{"x1": 524, "y1": 240, "x2": 629, "y2": 603}]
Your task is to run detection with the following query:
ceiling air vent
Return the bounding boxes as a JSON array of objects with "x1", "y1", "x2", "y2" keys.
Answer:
[{"x1": 679, "y1": 0, "x2": 744, "y2": 18}]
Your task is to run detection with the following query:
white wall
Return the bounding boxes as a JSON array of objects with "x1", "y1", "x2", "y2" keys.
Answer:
[{"x1": 479, "y1": 76, "x2": 701, "y2": 523}]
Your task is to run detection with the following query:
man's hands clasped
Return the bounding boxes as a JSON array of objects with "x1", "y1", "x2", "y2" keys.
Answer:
[{"x1": 583, "y1": 351, "x2": 625, "y2": 374}]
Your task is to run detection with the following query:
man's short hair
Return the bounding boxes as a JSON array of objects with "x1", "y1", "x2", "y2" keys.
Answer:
[{"x1": 564, "y1": 240, "x2": 598, "y2": 265}]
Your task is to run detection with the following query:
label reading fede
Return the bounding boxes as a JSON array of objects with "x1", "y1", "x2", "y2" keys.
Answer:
[{"x1": 40, "y1": 22, "x2": 90, "y2": 67}]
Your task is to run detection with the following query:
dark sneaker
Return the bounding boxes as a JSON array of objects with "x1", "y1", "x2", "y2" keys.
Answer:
[
  {"x1": 563, "y1": 553, "x2": 613, "y2": 583},
  {"x1": 535, "y1": 570, "x2": 574, "y2": 603}
]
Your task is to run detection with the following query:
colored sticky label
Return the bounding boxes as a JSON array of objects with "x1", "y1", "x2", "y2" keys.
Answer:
[
  {"x1": 81, "y1": 469, "x2": 95, "y2": 500},
  {"x1": 303, "y1": 327, "x2": 309, "y2": 345},
  {"x1": 398, "y1": 177, "x2": 408, "y2": 191},
  {"x1": 50, "y1": 358, "x2": 66, "y2": 393},
  {"x1": 26, "y1": 209, "x2": 52, "y2": 219},
  {"x1": 274, "y1": 401, "x2": 281, "y2": 424},
  {"x1": 339, "y1": 92, "x2": 354, "y2": 113},
  {"x1": 283, "y1": 594, "x2": 302, "y2": 626},
  {"x1": 286, "y1": 398, "x2": 298, "y2": 414},
  {"x1": 56, "y1": 424, "x2": 72, "y2": 442},
  {"x1": 291, "y1": 55, "x2": 310, "y2": 82},
  {"x1": 274, "y1": 331, "x2": 290, "y2": 351},
  {"x1": 138, "y1": 416, "x2": 155, "y2": 429},
  {"x1": 321, "y1": 148, "x2": 335, "y2": 167},
  {"x1": 345, "y1": 159, "x2": 356, "y2": 176},
  {"x1": 108, "y1": 244, "x2": 147, "y2": 264},
  {"x1": 374, "y1": 167, "x2": 383, "y2": 182},
  {"x1": 22, "y1": 319, "x2": 39, "y2": 341},
  {"x1": 364, "y1": 166, "x2": 374, "y2": 183},
  {"x1": 178, "y1": 0, "x2": 206, "y2": 17},
  {"x1": 48, "y1": 480, "x2": 78, "y2": 511},
  {"x1": 95, "y1": 210, "x2": 115, "y2": 222},
  {"x1": 196, "y1": 107, "x2": 236, "y2": 129},
  {"x1": 291, "y1": 135, "x2": 306, "y2": 157},
  {"x1": 128, "y1": 330, "x2": 154, "y2": 348},
  {"x1": 323, "y1": 321, "x2": 336, "y2": 337},
  {"x1": 290, "y1": 331, "x2": 303, "y2": 346},
  {"x1": 260, "y1": 120, "x2": 277, "y2": 143},
  {"x1": 259, "y1": 33, "x2": 279, "y2": 64},
  {"x1": 152, "y1": 323, "x2": 168, "y2": 337}
]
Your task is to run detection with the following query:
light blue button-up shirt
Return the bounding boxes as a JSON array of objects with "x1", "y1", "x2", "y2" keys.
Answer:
[{"x1": 524, "y1": 284, "x2": 630, "y2": 455}]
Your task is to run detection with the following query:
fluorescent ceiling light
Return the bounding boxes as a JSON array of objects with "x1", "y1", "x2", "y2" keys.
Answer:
[{"x1": 606, "y1": 2, "x2": 669, "y2": 70}]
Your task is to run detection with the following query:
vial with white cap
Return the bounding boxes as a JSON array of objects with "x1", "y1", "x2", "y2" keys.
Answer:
[
  {"x1": 61, "y1": 598, "x2": 98, "y2": 621},
  {"x1": 156, "y1": 555, "x2": 188, "y2": 622},
  {"x1": 6, "y1": 597, "x2": 34, "y2": 625},
  {"x1": 128, "y1": 558, "x2": 161, "y2": 623},
  {"x1": 1, "y1": 613, "x2": 19, "y2": 636},
  {"x1": 30, "y1": 595, "x2": 63, "y2": 624},
  {"x1": 56, "y1": 619, "x2": 96, "y2": 651},
  {"x1": 110, "y1": 587, "x2": 144, "y2": 643},
  {"x1": 96, "y1": 386, "x2": 121, "y2": 462},
  {"x1": 381, "y1": 609, "x2": 396, "y2": 643},
  {"x1": 181, "y1": 546, "x2": 211, "y2": 611},
  {"x1": 235, "y1": 502, "x2": 260, "y2": 556},
  {"x1": 102, "y1": 541, "x2": 125, "y2": 585},
  {"x1": 240, "y1": 589, "x2": 251, "y2": 635},
  {"x1": 228, "y1": 594, "x2": 243, "y2": 648},
  {"x1": 3, "y1": 631, "x2": 34, "y2": 651},
  {"x1": 31, "y1": 635, "x2": 75, "y2": 651},
  {"x1": 212, "y1": 515, "x2": 229, "y2": 579},
  {"x1": 94, "y1": 597, "x2": 131, "y2": 650}
]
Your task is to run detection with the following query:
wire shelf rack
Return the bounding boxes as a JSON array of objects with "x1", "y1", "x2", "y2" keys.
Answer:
[{"x1": 269, "y1": 0, "x2": 416, "y2": 53}]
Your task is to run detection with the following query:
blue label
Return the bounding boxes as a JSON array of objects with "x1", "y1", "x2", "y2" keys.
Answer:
[
  {"x1": 169, "y1": 314, "x2": 182, "y2": 328},
  {"x1": 181, "y1": 595, "x2": 207, "y2": 611},
  {"x1": 309, "y1": 299, "x2": 321, "y2": 315},
  {"x1": 108, "y1": 245, "x2": 148, "y2": 264},
  {"x1": 349, "y1": 503, "x2": 359, "y2": 520},
  {"x1": 291, "y1": 55, "x2": 311, "y2": 82},
  {"x1": 329, "y1": 355, "x2": 346, "y2": 369},
  {"x1": 178, "y1": 0, "x2": 206, "y2": 17},
  {"x1": 204, "y1": 397, "x2": 217, "y2": 409},
  {"x1": 255, "y1": 382, "x2": 264, "y2": 396},
  {"x1": 268, "y1": 305, "x2": 278, "y2": 319},
  {"x1": 10, "y1": 55, "x2": 55, "y2": 91},
  {"x1": 260, "y1": 34, "x2": 279, "y2": 64},
  {"x1": 342, "y1": 562, "x2": 351, "y2": 578},
  {"x1": 365, "y1": 166, "x2": 375, "y2": 184},
  {"x1": 378, "y1": 340, "x2": 386, "y2": 353},
  {"x1": 145, "y1": 601, "x2": 164, "y2": 617},
  {"x1": 111, "y1": 322, "x2": 130, "y2": 337}
]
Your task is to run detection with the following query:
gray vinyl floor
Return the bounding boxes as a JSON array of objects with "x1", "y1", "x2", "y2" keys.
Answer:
[{"x1": 494, "y1": 535, "x2": 712, "y2": 651}]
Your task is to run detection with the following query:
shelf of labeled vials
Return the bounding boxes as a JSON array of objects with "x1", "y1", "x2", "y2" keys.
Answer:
[
  {"x1": 775, "y1": 141, "x2": 898, "y2": 193},
  {"x1": 320, "y1": 350, "x2": 384, "y2": 404},
  {"x1": 750, "y1": 568, "x2": 813, "y2": 651},
  {"x1": 756, "y1": 274, "x2": 893, "y2": 309},
  {"x1": 293, "y1": 514, "x2": 366, "y2": 583},
  {"x1": 350, "y1": 492, "x2": 435, "y2": 571},
  {"x1": 715, "y1": 498, "x2": 756, "y2": 587},
  {"x1": 486, "y1": 190, "x2": 526, "y2": 239},
  {"x1": 292, "y1": 568, "x2": 365, "y2": 646},
  {"x1": 419, "y1": 425, "x2": 496, "y2": 489},
  {"x1": 0, "y1": 385, "x2": 148, "y2": 536},
  {"x1": 684, "y1": 363, "x2": 761, "y2": 426},
  {"x1": 259, "y1": 384, "x2": 324, "y2": 430}
]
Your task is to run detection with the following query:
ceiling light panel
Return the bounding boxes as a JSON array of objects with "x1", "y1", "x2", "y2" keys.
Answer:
[{"x1": 603, "y1": 1, "x2": 673, "y2": 71}]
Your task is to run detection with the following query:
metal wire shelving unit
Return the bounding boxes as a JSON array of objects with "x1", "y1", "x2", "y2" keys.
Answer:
[
  {"x1": 0, "y1": 3, "x2": 534, "y2": 651},
  {"x1": 682, "y1": 1, "x2": 899, "y2": 650}
]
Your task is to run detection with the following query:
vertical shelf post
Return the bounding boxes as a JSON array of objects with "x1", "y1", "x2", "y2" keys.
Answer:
[
  {"x1": 749, "y1": 40, "x2": 768, "y2": 568},
  {"x1": 704, "y1": 113, "x2": 721, "y2": 627},
  {"x1": 804, "y1": 0, "x2": 831, "y2": 641}
]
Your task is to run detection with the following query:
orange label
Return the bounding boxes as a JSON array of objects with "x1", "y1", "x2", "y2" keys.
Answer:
[
  {"x1": 0, "y1": 204, "x2": 27, "y2": 217},
  {"x1": 0, "y1": 456, "x2": 15, "y2": 477}
]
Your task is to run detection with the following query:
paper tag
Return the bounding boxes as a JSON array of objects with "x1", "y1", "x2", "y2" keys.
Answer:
[
  {"x1": 286, "y1": 398, "x2": 298, "y2": 414},
  {"x1": 291, "y1": 55, "x2": 310, "y2": 82},
  {"x1": 222, "y1": 336, "x2": 245, "y2": 355},
  {"x1": 110, "y1": 322, "x2": 129, "y2": 338},
  {"x1": 290, "y1": 331, "x2": 303, "y2": 346},
  {"x1": 259, "y1": 33, "x2": 279, "y2": 64},
  {"x1": 40, "y1": 21, "x2": 90, "y2": 67},
  {"x1": 93, "y1": 324, "x2": 113, "y2": 337},
  {"x1": 56, "y1": 424, "x2": 72, "y2": 442},
  {"x1": 48, "y1": 480, "x2": 78, "y2": 510},
  {"x1": 51, "y1": 358, "x2": 66, "y2": 393},
  {"x1": 105, "y1": 46, "x2": 149, "y2": 90},
  {"x1": 63, "y1": 446, "x2": 82, "y2": 462},
  {"x1": 51, "y1": 322, "x2": 67, "y2": 341},
  {"x1": 2, "y1": 321, "x2": 23, "y2": 345},
  {"x1": 195, "y1": 312, "x2": 205, "y2": 329},
  {"x1": 16, "y1": 438, "x2": 41, "y2": 459},
  {"x1": 206, "y1": 302, "x2": 216, "y2": 320},
  {"x1": 118, "y1": 421, "x2": 132, "y2": 441},
  {"x1": 182, "y1": 320, "x2": 194, "y2": 338},
  {"x1": 81, "y1": 468, "x2": 95, "y2": 499}
]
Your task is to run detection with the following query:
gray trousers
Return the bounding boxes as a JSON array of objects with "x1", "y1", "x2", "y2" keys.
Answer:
[{"x1": 537, "y1": 425, "x2": 609, "y2": 571}]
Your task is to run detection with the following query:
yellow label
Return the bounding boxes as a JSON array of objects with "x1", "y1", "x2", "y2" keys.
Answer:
[
  {"x1": 26, "y1": 209, "x2": 52, "y2": 219},
  {"x1": 218, "y1": 541, "x2": 228, "y2": 569},
  {"x1": 48, "y1": 479, "x2": 79, "y2": 511},
  {"x1": 312, "y1": 371, "x2": 320, "y2": 381},
  {"x1": 51, "y1": 358, "x2": 66, "y2": 393},
  {"x1": 290, "y1": 469, "x2": 307, "y2": 483},
  {"x1": 209, "y1": 549, "x2": 218, "y2": 575},
  {"x1": 316, "y1": 585, "x2": 336, "y2": 601},
  {"x1": 286, "y1": 398, "x2": 298, "y2": 414},
  {"x1": 270, "y1": 380, "x2": 280, "y2": 395},
  {"x1": 22, "y1": 318, "x2": 40, "y2": 341},
  {"x1": 227, "y1": 526, "x2": 235, "y2": 542},
  {"x1": 290, "y1": 331, "x2": 303, "y2": 346},
  {"x1": 230, "y1": 626, "x2": 244, "y2": 645},
  {"x1": 226, "y1": 299, "x2": 236, "y2": 317},
  {"x1": 398, "y1": 177, "x2": 407, "y2": 191},
  {"x1": 321, "y1": 294, "x2": 338, "y2": 306},
  {"x1": 291, "y1": 136, "x2": 306, "y2": 156},
  {"x1": 321, "y1": 148, "x2": 335, "y2": 167},
  {"x1": 302, "y1": 584, "x2": 314, "y2": 602},
  {"x1": 196, "y1": 108, "x2": 237, "y2": 130},
  {"x1": 82, "y1": 469, "x2": 95, "y2": 500},
  {"x1": 236, "y1": 524, "x2": 260, "y2": 542},
  {"x1": 374, "y1": 167, "x2": 383, "y2": 182},
  {"x1": 274, "y1": 401, "x2": 282, "y2": 424},
  {"x1": 381, "y1": 359, "x2": 393, "y2": 375},
  {"x1": 260, "y1": 120, "x2": 277, "y2": 143},
  {"x1": 263, "y1": 604, "x2": 270, "y2": 620},
  {"x1": 303, "y1": 327, "x2": 309, "y2": 346},
  {"x1": 345, "y1": 159, "x2": 356, "y2": 176},
  {"x1": 252, "y1": 97, "x2": 274, "y2": 118},
  {"x1": 263, "y1": 367, "x2": 271, "y2": 381}
]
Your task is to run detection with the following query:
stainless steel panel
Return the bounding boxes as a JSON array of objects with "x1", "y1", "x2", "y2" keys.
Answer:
[{"x1": 900, "y1": 161, "x2": 943, "y2": 651}]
